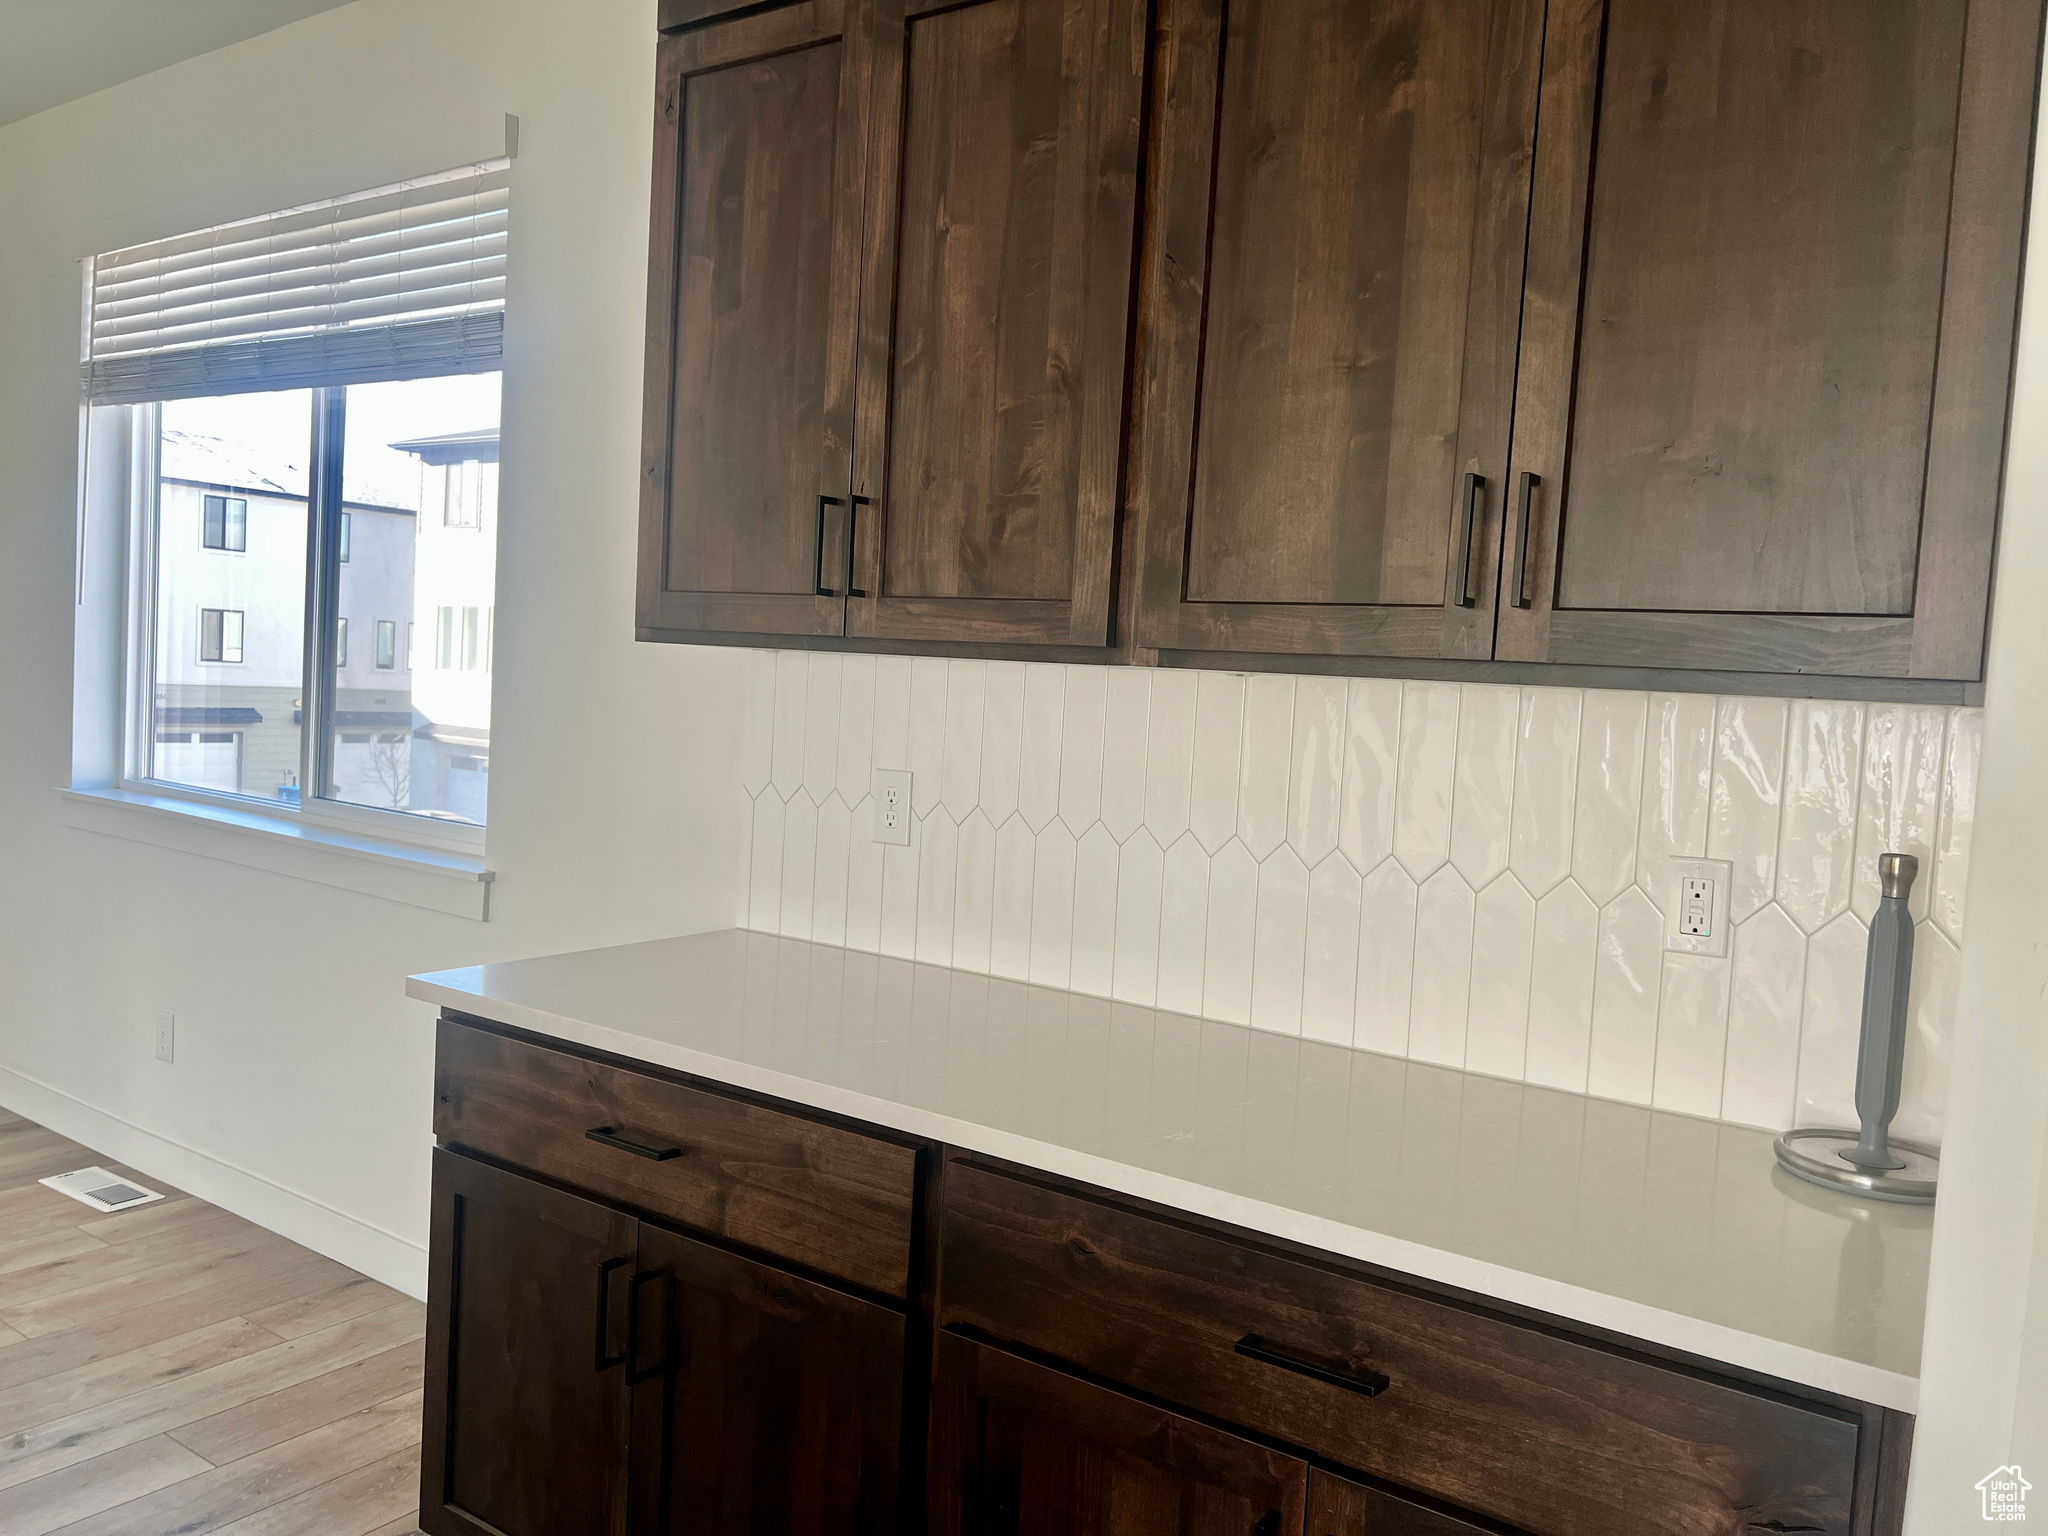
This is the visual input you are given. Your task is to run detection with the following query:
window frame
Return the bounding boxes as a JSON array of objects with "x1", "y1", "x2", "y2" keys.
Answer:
[{"x1": 115, "y1": 387, "x2": 490, "y2": 855}]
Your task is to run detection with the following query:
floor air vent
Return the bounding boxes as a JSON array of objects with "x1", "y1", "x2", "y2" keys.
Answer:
[{"x1": 40, "y1": 1166, "x2": 165, "y2": 1213}]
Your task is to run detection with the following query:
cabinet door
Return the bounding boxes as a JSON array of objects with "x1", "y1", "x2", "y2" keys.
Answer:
[
  {"x1": 1308, "y1": 1471, "x2": 1496, "y2": 1536},
  {"x1": 637, "y1": 0, "x2": 874, "y2": 640},
  {"x1": 1131, "y1": 0, "x2": 1545, "y2": 663},
  {"x1": 421, "y1": 1149, "x2": 638, "y2": 1536},
  {"x1": 627, "y1": 1223, "x2": 904, "y2": 1536},
  {"x1": 1496, "y1": 0, "x2": 2041, "y2": 680},
  {"x1": 928, "y1": 1331, "x2": 1308, "y2": 1536},
  {"x1": 843, "y1": 0, "x2": 1147, "y2": 649}
]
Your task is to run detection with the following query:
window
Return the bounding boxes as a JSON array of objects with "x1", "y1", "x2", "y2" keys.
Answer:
[
  {"x1": 201, "y1": 495, "x2": 246, "y2": 552},
  {"x1": 198, "y1": 608, "x2": 244, "y2": 663},
  {"x1": 84, "y1": 161, "x2": 508, "y2": 832},
  {"x1": 444, "y1": 460, "x2": 484, "y2": 528}
]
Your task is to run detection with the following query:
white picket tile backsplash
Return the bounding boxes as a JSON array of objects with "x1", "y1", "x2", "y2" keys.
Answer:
[{"x1": 734, "y1": 656, "x2": 1979, "y2": 1141}]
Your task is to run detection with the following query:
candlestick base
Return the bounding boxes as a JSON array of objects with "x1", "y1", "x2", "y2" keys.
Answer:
[{"x1": 1773, "y1": 1128, "x2": 1938, "y2": 1204}]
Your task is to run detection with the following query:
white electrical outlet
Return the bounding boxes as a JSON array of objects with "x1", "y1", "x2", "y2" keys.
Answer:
[
  {"x1": 155, "y1": 1011, "x2": 175, "y2": 1064},
  {"x1": 1665, "y1": 858, "x2": 1734, "y2": 957},
  {"x1": 872, "y1": 769, "x2": 912, "y2": 846}
]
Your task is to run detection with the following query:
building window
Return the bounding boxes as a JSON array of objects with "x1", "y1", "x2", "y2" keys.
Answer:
[
  {"x1": 198, "y1": 608, "x2": 244, "y2": 663},
  {"x1": 461, "y1": 607, "x2": 481, "y2": 670},
  {"x1": 201, "y1": 495, "x2": 246, "y2": 552},
  {"x1": 444, "y1": 460, "x2": 483, "y2": 528},
  {"x1": 88, "y1": 162, "x2": 506, "y2": 831}
]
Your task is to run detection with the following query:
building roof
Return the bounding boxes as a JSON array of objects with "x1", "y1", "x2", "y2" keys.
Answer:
[
  {"x1": 387, "y1": 429, "x2": 500, "y2": 466},
  {"x1": 160, "y1": 429, "x2": 417, "y2": 513}
]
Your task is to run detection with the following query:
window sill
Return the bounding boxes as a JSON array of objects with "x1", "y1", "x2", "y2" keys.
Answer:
[{"x1": 59, "y1": 785, "x2": 493, "y2": 920}]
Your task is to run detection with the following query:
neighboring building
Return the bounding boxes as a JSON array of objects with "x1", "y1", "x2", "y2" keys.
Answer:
[
  {"x1": 390, "y1": 429, "x2": 498, "y2": 825},
  {"x1": 155, "y1": 430, "x2": 414, "y2": 802},
  {"x1": 154, "y1": 423, "x2": 497, "y2": 823}
]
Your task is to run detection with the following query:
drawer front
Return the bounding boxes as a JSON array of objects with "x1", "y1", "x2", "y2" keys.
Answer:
[
  {"x1": 434, "y1": 1019, "x2": 917, "y2": 1296},
  {"x1": 939, "y1": 1161, "x2": 1864, "y2": 1536}
]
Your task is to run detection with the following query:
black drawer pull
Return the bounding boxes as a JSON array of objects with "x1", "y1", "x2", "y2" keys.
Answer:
[
  {"x1": 585, "y1": 1126, "x2": 682, "y2": 1161},
  {"x1": 814, "y1": 494, "x2": 842, "y2": 596},
  {"x1": 1510, "y1": 470, "x2": 1538, "y2": 609},
  {"x1": 1234, "y1": 1334, "x2": 1389, "y2": 1398},
  {"x1": 1453, "y1": 470, "x2": 1484, "y2": 609}
]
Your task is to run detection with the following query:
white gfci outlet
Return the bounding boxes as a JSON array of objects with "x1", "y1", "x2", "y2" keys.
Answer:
[
  {"x1": 1665, "y1": 858, "x2": 1734, "y2": 958},
  {"x1": 155, "y1": 1011, "x2": 175, "y2": 1064},
  {"x1": 872, "y1": 768, "x2": 912, "y2": 846}
]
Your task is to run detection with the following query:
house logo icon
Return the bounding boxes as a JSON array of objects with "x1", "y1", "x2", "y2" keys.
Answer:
[{"x1": 1979, "y1": 1464, "x2": 2031, "y2": 1520}]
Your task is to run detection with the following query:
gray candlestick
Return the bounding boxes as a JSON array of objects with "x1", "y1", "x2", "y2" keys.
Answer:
[{"x1": 1774, "y1": 851, "x2": 1940, "y2": 1203}]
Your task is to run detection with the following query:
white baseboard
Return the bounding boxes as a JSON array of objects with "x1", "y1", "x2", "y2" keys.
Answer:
[{"x1": 0, "y1": 1065, "x2": 428, "y2": 1300}]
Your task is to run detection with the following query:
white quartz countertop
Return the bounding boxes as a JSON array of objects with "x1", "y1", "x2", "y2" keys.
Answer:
[{"x1": 409, "y1": 928, "x2": 1929, "y2": 1413}]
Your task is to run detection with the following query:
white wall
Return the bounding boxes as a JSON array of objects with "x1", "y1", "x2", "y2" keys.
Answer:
[
  {"x1": 1903, "y1": 61, "x2": 2048, "y2": 1531},
  {"x1": 0, "y1": 0, "x2": 746, "y2": 1295}
]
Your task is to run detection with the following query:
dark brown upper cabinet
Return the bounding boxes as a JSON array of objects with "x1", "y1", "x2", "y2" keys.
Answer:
[
  {"x1": 640, "y1": 0, "x2": 2042, "y2": 690},
  {"x1": 1130, "y1": 0, "x2": 1548, "y2": 662},
  {"x1": 637, "y1": 0, "x2": 874, "y2": 639},
  {"x1": 1494, "y1": 0, "x2": 2040, "y2": 681},
  {"x1": 845, "y1": 0, "x2": 1148, "y2": 648},
  {"x1": 638, "y1": 0, "x2": 1146, "y2": 650}
]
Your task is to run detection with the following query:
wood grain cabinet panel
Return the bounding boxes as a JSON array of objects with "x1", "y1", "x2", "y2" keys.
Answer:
[
  {"x1": 637, "y1": 0, "x2": 874, "y2": 639},
  {"x1": 626, "y1": 1224, "x2": 903, "y2": 1536},
  {"x1": 1309, "y1": 1472, "x2": 1499, "y2": 1536},
  {"x1": 433, "y1": 1019, "x2": 918, "y2": 1297},
  {"x1": 1495, "y1": 0, "x2": 2043, "y2": 679},
  {"x1": 421, "y1": 1149, "x2": 637, "y2": 1536},
  {"x1": 927, "y1": 1330, "x2": 1310, "y2": 1536},
  {"x1": 1132, "y1": 0, "x2": 1546, "y2": 662},
  {"x1": 939, "y1": 1159, "x2": 1866, "y2": 1536},
  {"x1": 844, "y1": 0, "x2": 1148, "y2": 648}
]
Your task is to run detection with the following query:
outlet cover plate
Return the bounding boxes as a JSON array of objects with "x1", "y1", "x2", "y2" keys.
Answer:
[
  {"x1": 872, "y1": 768, "x2": 912, "y2": 846},
  {"x1": 1665, "y1": 857, "x2": 1734, "y2": 957}
]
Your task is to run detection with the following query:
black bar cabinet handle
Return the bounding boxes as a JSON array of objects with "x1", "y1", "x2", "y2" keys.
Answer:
[
  {"x1": 1234, "y1": 1334, "x2": 1390, "y2": 1398},
  {"x1": 846, "y1": 493, "x2": 871, "y2": 599},
  {"x1": 625, "y1": 1269, "x2": 670, "y2": 1386},
  {"x1": 595, "y1": 1255, "x2": 629, "y2": 1371},
  {"x1": 814, "y1": 495, "x2": 842, "y2": 597},
  {"x1": 1455, "y1": 471, "x2": 1484, "y2": 609},
  {"x1": 1510, "y1": 470, "x2": 1538, "y2": 610},
  {"x1": 585, "y1": 1125, "x2": 683, "y2": 1161}
]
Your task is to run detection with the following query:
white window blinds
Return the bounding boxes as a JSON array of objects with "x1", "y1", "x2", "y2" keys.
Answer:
[{"x1": 84, "y1": 159, "x2": 509, "y2": 405}]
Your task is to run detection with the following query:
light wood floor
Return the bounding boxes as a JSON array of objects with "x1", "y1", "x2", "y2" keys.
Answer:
[{"x1": 0, "y1": 1108, "x2": 425, "y2": 1536}]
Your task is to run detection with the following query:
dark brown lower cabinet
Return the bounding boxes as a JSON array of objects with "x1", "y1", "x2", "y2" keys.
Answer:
[
  {"x1": 421, "y1": 1148, "x2": 902, "y2": 1536},
  {"x1": 627, "y1": 1224, "x2": 903, "y2": 1535},
  {"x1": 929, "y1": 1330, "x2": 1311, "y2": 1536},
  {"x1": 1308, "y1": 1471, "x2": 1497, "y2": 1536},
  {"x1": 420, "y1": 1148, "x2": 637, "y2": 1536},
  {"x1": 424, "y1": 1016, "x2": 1910, "y2": 1536}
]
